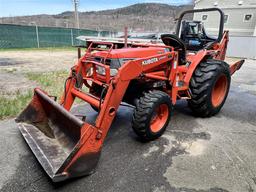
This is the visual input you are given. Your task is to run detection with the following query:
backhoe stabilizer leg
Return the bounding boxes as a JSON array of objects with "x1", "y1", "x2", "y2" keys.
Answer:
[{"x1": 230, "y1": 59, "x2": 245, "y2": 75}]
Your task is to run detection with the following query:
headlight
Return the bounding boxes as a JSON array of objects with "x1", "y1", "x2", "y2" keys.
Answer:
[
  {"x1": 110, "y1": 69, "x2": 118, "y2": 76},
  {"x1": 96, "y1": 66, "x2": 106, "y2": 75},
  {"x1": 96, "y1": 66, "x2": 118, "y2": 76}
]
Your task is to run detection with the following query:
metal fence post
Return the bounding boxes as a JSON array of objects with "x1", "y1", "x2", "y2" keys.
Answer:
[
  {"x1": 71, "y1": 29, "x2": 74, "y2": 46},
  {"x1": 35, "y1": 25, "x2": 40, "y2": 48}
]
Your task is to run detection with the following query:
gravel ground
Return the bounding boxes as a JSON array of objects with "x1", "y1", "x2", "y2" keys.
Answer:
[
  {"x1": 0, "y1": 50, "x2": 77, "y2": 95},
  {"x1": 0, "y1": 50, "x2": 255, "y2": 192}
]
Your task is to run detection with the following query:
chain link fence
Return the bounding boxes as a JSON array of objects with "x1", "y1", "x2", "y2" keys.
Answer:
[{"x1": 0, "y1": 24, "x2": 112, "y2": 48}]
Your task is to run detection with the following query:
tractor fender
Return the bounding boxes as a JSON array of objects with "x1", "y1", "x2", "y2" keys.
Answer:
[{"x1": 184, "y1": 49, "x2": 209, "y2": 84}]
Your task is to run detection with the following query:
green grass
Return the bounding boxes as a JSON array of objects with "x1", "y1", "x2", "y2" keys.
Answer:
[
  {"x1": 0, "y1": 70, "x2": 69, "y2": 119},
  {"x1": 0, "y1": 69, "x2": 90, "y2": 119},
  {"x1": 0, "y1": 91, "x2": 33, "y2": 119},
  {"x1": 27, "y1": 70, "x2": 88, "y2": 104},
  {"x1": 26, "y1": 70, "x2": 69, "y2": 98}
]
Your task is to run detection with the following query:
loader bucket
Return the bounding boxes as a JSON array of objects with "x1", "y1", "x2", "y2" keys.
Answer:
[{"x1": 16, "y1": 88, "x2": 101, "y2": 182}]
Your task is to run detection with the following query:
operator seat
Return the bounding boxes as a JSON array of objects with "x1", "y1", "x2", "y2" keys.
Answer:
[
  {"x1": 161, "y1": 34, "x2": 186, "y2": 65},
  {"x1": 179, "y1": 20, "x2": 218, "y2": 51}
]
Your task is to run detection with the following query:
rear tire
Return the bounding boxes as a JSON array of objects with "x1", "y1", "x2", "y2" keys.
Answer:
[
  {"x1": 132, "y1": 90, "x2": 172, "y2": 141},
  {"x1": 188, "y1": 59, "x2": 230, "y2": 117}
]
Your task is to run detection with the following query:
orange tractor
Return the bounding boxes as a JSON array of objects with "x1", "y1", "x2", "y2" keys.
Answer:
[{"x1": 16, "y1": 8, "x2": 244, "y2": 182}]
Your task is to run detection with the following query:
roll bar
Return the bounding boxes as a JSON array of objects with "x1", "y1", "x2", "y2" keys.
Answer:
[{"x1": 175, "y1": 8, "x2": 225, "y2": 42}]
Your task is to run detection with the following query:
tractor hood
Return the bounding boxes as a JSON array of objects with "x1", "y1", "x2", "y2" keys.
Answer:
[{"x1": 92, "y1": 47, "x2": 169, "y2": 59}]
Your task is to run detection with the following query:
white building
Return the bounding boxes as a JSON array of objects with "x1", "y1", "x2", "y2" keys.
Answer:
[{"x1": 194, "y1": 0, "x2": 256, "y2": 58}]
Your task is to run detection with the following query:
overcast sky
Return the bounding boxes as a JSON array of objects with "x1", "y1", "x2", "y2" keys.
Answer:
[{"x1": 0, "y1": 0, "x2": 193, "y2": 17}]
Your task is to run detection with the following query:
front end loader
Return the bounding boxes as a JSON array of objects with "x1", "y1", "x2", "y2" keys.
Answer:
[{"x1": 16, "y1": 8, "x2": 244, "y2": 182}]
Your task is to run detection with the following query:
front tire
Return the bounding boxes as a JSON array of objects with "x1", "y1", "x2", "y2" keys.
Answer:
[
  {"x1": 132, "y1": 90, "x2": 172, "y2": 141},
  {"x1": 188, "y1": 59, "x2": 231, "y2": 117}
]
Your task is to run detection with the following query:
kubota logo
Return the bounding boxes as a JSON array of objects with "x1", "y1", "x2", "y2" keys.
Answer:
[{"x1": 142, "y1": 58, "x2": 158, "y2": 65}]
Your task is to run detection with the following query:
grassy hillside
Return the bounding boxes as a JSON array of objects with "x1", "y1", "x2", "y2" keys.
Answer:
[{"x1": 0, "y1": 3, "x2": 193, "y2": 32}]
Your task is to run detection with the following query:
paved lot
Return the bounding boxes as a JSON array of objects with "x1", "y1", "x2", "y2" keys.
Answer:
[{"x1": 0, "y1": 59, "x2": 255, "y2": 192}]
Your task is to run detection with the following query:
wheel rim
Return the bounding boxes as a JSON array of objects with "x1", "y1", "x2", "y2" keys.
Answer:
[
  {"x1": 211, "y1": 74, "x2": 228, "y2": 107},
  {"x1": 150, "y1": 104, "x2": 169, "y2": 133}
]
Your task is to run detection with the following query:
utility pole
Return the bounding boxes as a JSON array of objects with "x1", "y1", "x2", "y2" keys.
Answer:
[{"x1": 72, "y1": 0, "x2": 80, "y2": 29}]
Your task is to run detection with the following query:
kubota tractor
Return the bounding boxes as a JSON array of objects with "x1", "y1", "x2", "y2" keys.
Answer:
[{"x1": 16, "y1": 8, "x2": 244, "y2": 182}]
